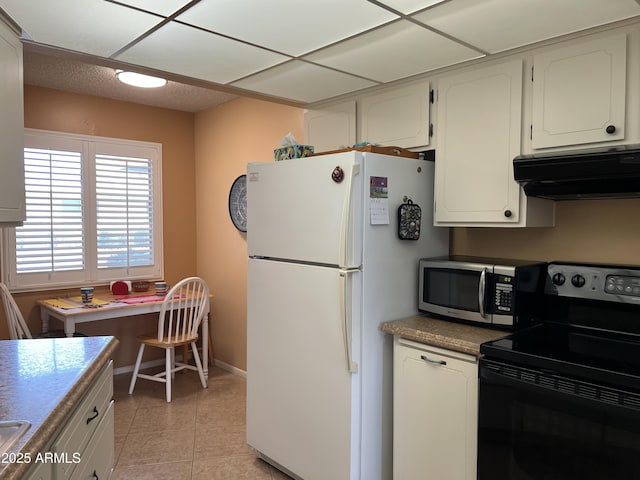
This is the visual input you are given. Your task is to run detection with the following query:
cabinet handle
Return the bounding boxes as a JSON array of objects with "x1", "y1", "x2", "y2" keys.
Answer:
[
  {"x1": 421, "y1": 354, "x2": 446, "y2": 366},
  {"x1": 504, "y1": 209, "x2": 512, "y2": 218},
  {"x1": 86, "y1": 406, "x2": 99, "y2": 424},
  {"x1": 606, "y1": 125, "x2": 616, "y2": 134}
]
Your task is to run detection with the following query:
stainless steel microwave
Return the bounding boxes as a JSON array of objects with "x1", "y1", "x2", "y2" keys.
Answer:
[{"x1": 418, "y1": 256, "x2": 546, "y2": 328}]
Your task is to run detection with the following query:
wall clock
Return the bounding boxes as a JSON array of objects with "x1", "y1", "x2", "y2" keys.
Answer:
[{"x1": 228, "y1": 174, "x2": 247, "y2": 232}]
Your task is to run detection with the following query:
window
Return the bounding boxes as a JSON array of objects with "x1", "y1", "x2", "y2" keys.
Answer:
[{"x1": 2, "y1": 129, "x2": 163, "y2": 291}]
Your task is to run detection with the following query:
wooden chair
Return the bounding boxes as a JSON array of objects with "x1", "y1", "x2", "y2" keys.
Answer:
[
  {"x1": 128, "y1": 277, "x2": 209, "y2": 402},
  {"x1": 0, "y1": 283, "x2": 85, "y2": 339},
  {"x1": 1, "y1": 282, "x2": 32, "y2": 339}
]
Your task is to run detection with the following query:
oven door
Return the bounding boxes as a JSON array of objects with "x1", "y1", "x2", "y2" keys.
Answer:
[
  {"x1": 418, "y1": 260, "x2": 493, "y2": 324},
  {"x1": 478, "y1": 358, "x2": 640, "y2": 479}
]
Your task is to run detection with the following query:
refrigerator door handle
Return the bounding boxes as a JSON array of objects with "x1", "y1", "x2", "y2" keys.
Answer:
[
  {"x1": 339, "y1": 268, "x2": 358, "y2": 374},
  {"x1": 339, "y1": 163, "x2": 360, "y2": 269}
]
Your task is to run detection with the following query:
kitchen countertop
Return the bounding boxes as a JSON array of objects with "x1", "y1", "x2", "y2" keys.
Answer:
[
  {"x1": 0, "y1": 336, "x2": 119, "y2": 480},
  {"x1": 380, "y1": 315, "x2": 509, "y2": 357}
]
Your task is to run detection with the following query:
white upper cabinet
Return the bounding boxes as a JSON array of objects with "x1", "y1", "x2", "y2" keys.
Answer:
[
  {"x1": 359, "y1": 81, "x2": 431, "y2": 149},
  {"x1": 531, "y1": 33, "x2": 627, "y2": 149},
  {"x1": 0, "y1": 13, "x2": 25, "y2": 225},
  {"x1": 304, "y1": 100, "x2": 356, "y2": 154},
  {"x1": 434, "y1": 59, "x2": 554, "y2": 227}
]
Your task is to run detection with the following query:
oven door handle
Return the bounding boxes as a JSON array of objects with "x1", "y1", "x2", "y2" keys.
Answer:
[
  {"x1": 479, "y1": 268, "x2": 487, "y2": 318},
  {"x1": 480, "y1": 360, "x2": 640, "y2": 414}
]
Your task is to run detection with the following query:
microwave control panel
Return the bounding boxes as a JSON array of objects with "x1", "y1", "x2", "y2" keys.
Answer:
[{"x1": 493, "y1": 275, "x2": 515, "y2": 313}]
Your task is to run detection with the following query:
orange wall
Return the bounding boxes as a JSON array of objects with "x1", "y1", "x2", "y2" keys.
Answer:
[
  {"x1": 194, "y1": 97, "x2": 303, "y2": 371},
  {"x1": 0, "y1": 85, "x2": 198, "y2": 368},
  {"x1": 7, "y1": 85, "x2": 640, "y2": 374},
  {"x1": 450, "y1": 199, "x2": 640, "y2": 265}
]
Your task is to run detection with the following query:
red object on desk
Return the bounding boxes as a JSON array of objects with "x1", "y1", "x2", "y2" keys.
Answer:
[{"x1": 111, "y1": 281, "x2": 129, "y2": 295}]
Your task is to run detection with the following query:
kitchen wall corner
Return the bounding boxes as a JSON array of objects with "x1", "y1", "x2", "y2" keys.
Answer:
[{"x1": 194, "y1": 97, "x2": 304, "y2": 372}]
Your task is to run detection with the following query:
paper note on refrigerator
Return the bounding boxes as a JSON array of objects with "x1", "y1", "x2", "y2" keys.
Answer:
[{"x1": 369, "y1": 176, "x2": 389, "y2": 225}]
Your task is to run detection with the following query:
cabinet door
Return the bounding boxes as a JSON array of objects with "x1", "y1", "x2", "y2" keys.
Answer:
[
  {"x1": 304, "y1": 100, "x2": 356, "y2": 154},
  {"x1": 531, "y1": 33, "x2": 626, "y2": 149},
  {"x1": 70, "y1": 401, "x2": 114, "y2": 480},
  {"x1": 0, "y1": 16, "x2": 25, "y2": 225},
  {"x1": 24, "y1": 460, "x2": 52, "y2": 480},
  {"x1": 360, "y1": 81, "x2": 431, "y2": 149},
  {"x1": 435, "y1": 60, "x2": 523, "y2": 224},
  {"x1": 393, "y1": 338, "x2": 478, "y2": 480}
]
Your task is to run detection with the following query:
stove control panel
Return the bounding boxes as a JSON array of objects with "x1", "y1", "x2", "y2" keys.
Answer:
[{"x1": 546, "y1": 263, "x2": 640, "y2": 304}]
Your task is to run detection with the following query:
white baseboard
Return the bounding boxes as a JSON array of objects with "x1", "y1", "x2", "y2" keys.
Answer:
[
  {"x1": 114, "y1": 356, "x2": 247, "y2": 377},
  {"x1": 114, "y1": 358, "x2": 166, "y2": 376},
  {"x1": 214, "y1": 358, "x2": 247, "y2": 378}
]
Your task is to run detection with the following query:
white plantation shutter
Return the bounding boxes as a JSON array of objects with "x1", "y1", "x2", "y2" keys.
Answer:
[
  {"x1": 17, "y1": 148, "x2": 84, "y2": 274},
  {"x1": 96, "y1": 154, "x2": 154, "y2": 269},
  {"x1": 3, "y1": 129, "x2": 163, "y2": 291}
]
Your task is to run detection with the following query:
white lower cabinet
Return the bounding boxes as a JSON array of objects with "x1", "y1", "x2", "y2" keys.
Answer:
[
  {"x1": 393, "y1": 337, "x2": 478, "y2": 480},
  {"x1": 25, "y1": 361, "x2": 115, "y2": 480}
]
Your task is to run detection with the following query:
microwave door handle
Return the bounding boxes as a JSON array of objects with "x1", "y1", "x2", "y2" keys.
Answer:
[{"x1": 479, "y1": 268, "x2": 487, "y2": 318}]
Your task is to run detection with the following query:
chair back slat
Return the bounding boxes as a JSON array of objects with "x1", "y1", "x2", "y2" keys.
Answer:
[
  {"x1": 0, "y1": 283, "x2": 33, "y2": 340},
  {"x1": 157, "y1": 277, "x2": 209, "y2": 343}
]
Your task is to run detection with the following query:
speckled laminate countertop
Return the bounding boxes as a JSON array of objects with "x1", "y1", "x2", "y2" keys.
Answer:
[
  {"x1": 380, "y1": 315, "x2": 509, "y2": 357},
  {"x1": 0, "y1": 336, "x2": 119, "y2": 480}
]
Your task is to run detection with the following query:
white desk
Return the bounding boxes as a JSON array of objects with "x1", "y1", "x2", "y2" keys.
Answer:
[{"x1": 37, "y1": 295, "x2": 211, "y2": 378}]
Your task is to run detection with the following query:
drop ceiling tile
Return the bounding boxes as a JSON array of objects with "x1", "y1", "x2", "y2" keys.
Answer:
[
  {"x1": 176, "y1": 0, "x2": 398, "y2": 56},
  {"x1": 375, "y1": 0, "x2": 447, "y2": 15},
  {"x1": 116, "y1": 22, "x2": 290, "y2": 85},
  {"x1": 305, "y1": 20, "x2": 483, "y2": 83},
  {"x1": 231, "y1": 61, "x2": 378, "y2": 104},
  {"x1": 413, "y1": 0, "x2": 640, "y2": 54},
  {"x1": 0, "y1": 0, "x2": 161, "y2": 57},
  {"x1": 111, "y1": 0, "x2": 193, "y2": 17}
]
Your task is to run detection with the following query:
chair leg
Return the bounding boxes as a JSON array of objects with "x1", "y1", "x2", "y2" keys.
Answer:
[
  {"x1": 182, "y1": 344, "x2": 189, "y2": 364},
  {"x1": 191, "y1": 341, "x2": 207, "y2": 389},
  {"x1": 129, "y1": 344, "x2": 145, "y2": 394},
  {"x1": 170, "y1": 347, "x2": 176, "y2": 379},
  {"x1": 165, "y1": 347, "x2": 172, "y2": 402}
]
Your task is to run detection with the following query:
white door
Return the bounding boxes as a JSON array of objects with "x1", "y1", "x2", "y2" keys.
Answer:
[
  {"x1": 394, "y1": 338, "x2": 478, "y2": 480},
  {"x1": 247, "y1": 258, "x2": 357, "y2": 480},
  {"x1": 0, "y1": 17, "x2": 25, "y2": 225},
  {"x1": 359, "y1": 81, "x2": 431, "y2": 149},
  {"x1": 434, "y1": 60, "x2": 523, "y2": 224},
  {"x1": 531, "y1": 33, "x2": 626, "y2": 149},
  {"x1": 304, "y1": 100, "x2": 356, "y2": 154},
  {"x1": 247, "y1": 152, "x2": 362, "y2": 267}
]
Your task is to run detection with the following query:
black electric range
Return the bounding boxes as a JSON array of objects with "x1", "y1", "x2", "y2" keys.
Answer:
[{"x1": 478, "y1": 262, "x2": 640, "y2": 480}]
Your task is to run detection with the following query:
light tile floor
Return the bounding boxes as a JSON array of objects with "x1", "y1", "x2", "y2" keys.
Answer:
[{"x1": 112, "y1": 366, "x2": 294, "y2": 480}]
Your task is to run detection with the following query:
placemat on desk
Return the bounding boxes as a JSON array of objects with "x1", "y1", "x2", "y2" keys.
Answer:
[
  {"x1": 116, "y1": 294, "x2": 187, "y2": 304},
  {"x1": 117, "y1": 294, "x2": 165, "y2": 304},
  {"x1": 42, "y1": 297, "x2": 110, "y2": 309}
]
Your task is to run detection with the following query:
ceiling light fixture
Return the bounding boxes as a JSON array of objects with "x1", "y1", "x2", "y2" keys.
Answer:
[{"x1": 115, "y1": 69, "x2": 167, "y2": 88}]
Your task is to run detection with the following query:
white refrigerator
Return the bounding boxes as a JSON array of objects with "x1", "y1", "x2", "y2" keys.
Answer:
[{"x1": 246, "y1": 151, "x2": 449, "y2": 480}]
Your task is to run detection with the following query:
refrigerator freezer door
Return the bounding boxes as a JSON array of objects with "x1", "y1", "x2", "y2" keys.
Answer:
[
  {"x1": 247, "y1": 152, "x2": 362, "y2": 268},
  {"x1": 247, "y1": 258, "x2": 358, "y2": 480}
]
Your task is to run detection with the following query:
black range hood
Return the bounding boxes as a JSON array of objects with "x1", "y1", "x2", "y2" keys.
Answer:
[{"x1": 513, "y1": 144, "x2": 640, "y2": 200}]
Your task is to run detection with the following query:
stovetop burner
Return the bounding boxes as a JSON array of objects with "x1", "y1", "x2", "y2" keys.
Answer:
[
  {"x1": 480, "y1": 262, "x2": 640, "y2": 391},
  {"x1": 481, "y1": 322, "x2": 640, "y2": 391}
]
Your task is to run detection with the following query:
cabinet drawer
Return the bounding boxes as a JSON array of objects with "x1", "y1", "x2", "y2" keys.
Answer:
[
  {"x1": 52, "y1": 361, "x2": 113, "y2": 480},
  {"x1": 70, "y1": 401, "x2": 114, "y2": 480}
]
